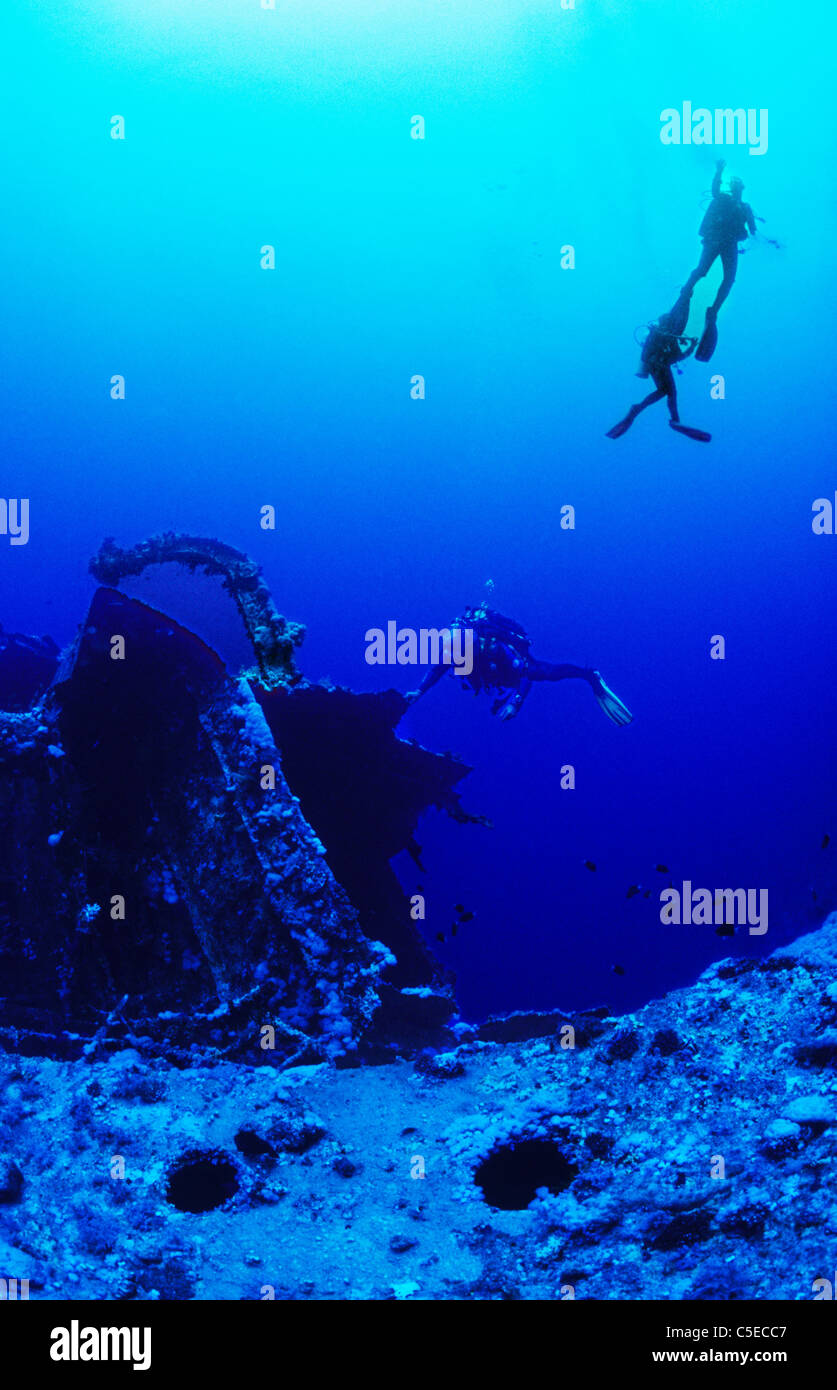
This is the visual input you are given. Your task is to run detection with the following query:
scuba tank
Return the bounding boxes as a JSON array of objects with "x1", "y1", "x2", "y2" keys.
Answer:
[{"x1": 456, "y1": 607, "x2": 531, "y2": 692}]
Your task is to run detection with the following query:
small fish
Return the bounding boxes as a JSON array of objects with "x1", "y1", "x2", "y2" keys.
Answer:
[
  {"x1": 451, "y1": 923, "x2": 458, "y2": 938},
  {"x1": 715, "y1": 923, "x2": 735, "y2": 938},
  {"x1": 822, "y1": 834, "x2": 831, "y2": 850},
  {"x1": 583, "y1": 860, "x2": 597, "y2": 872},
  {"x1": 626, "y1": 884, "x2": 641, "y2": 899},
  {"x1": 655, "y1": 864, "x2": 670, "y2": 874},
  {"x1": 435, "y1": 932, "x2": 445, "y2": 943},
  {"x1": 811, "y1": 889, "x2": 819, "y2": 903},
  {"x1": 454, "y1": 903, "x2": 465, "y2": 913},
  {"x1": 612, "y1": 964, "x2": 625, "y2": 976},
  {"x1": 457, "y1": 909, "x2": 474, "y2": 923},
  {"x1": 643, "y1": 890, "x2": 651, "y2": 899}
]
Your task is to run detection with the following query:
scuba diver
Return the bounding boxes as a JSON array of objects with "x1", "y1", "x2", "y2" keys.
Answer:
[
  {"x1": 679, "y1": 158, "x2": 757, "y2": 361},
  {"x1": 605, "y1": 298, "x2": 711, "y2": 443},
  {"x1": 405, "y1": 605, "x2": 633, "y2": 725}
]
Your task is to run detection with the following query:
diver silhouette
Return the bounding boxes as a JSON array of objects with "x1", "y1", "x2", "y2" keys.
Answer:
[
  {"x1": 606, "y1": 303, "x2": 711, "y2": 443},
  {"x1": 679, "y1": 158, "x2": 757, "y2": 361},
  {"x1": 405, "y1": 606, "x2": 633, "y2": 724}
]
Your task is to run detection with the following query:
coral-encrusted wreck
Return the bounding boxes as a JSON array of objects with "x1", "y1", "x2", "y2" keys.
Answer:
[{"x1": 0, "y1": 535, "x2": 482, "y2": 1067}]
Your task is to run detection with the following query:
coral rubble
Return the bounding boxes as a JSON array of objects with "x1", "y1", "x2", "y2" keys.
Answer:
[{"x1": 3, "y1": 917, "x2": 837, "y2": 1299}]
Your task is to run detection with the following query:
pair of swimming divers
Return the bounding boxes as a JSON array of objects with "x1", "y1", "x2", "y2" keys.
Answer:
[
  {"x1": 406, "y1": 167, "x2": 766, "y2": 726},
  {"x1": 607, "y1": 160, "x2": 759, "y2": 445}
]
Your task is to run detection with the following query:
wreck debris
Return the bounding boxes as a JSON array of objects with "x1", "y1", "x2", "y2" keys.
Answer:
[
  {"x1": 89, "y1": 533, "x2": 305, "y2": 688},
  {"x1": 50, "y1": 586, "x2": 386, "y2": 1061},
  {"x1": 256, "y1": 682, "x2": 486, "y2": 988},
  {"x1": 0, "y1": 590, "x2": 385, "y2": 1063},
  {"x1": 1, "y1": 536, "x2": 485, "y2": 1065}
]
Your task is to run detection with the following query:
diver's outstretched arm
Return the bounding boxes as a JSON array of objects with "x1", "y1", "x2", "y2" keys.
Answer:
[{"x1": 405, "y1": 661, "x2": 447, "y2": 703}]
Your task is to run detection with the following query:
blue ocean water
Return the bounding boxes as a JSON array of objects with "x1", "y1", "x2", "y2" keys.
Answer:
[{"x1": 2, "y1": 0, "x2": 835, "y2": 1024}]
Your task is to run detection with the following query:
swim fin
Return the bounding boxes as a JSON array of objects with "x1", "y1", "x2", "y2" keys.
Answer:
[
  {"x1": 606, "y1": 411, "x2": 637, "y2": 439},
  {"x1": 695, "y1": 307, "x2": 718, "y2": 362},
  {"x1": 591, "y1": 672, "x2": 633, "y2": 727},
  {"x1": 669, "y1": 421, "x2": 712, "y2": 443}
]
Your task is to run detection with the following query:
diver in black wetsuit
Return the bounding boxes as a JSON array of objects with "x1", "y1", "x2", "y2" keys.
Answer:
[
  {"x1": 405, "y1": 606, "x2": 632, "y2": 724},
  {"x1": 680, "y1": 158, "x2": 757, "y2": 360},
  {"x1": 606, "y1": 305, "x2": 710, "y2": 442}
]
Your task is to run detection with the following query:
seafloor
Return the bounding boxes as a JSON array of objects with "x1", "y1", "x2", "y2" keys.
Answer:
[{"x1": 2, "y1": 915, "x2": 836, "y2": 1301}]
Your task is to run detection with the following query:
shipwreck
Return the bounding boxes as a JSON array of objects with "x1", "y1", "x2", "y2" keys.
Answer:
[{"x1": 0, "y1": 534, "x2": 486, "y2": 1068}]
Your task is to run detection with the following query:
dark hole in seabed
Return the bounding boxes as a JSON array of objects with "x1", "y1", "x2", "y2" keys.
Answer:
[
  {"x1": 166, "y1": 1153, "x2": 240, "y2": 1213},
  {"x1": 234, "y1": 1128, "x2": 275, "y2": 1158},
  {"x1": 474, "y1": 1139, "x2": 580, "y2": 1211}
]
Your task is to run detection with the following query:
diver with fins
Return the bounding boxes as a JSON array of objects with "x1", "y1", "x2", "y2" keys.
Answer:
[
  {"x1": 405, "y1": 605, "x2": 632, "y2": 725},
  {"x1": 679, "y1": 158, "x2": 757, "y2": 362},
  {"x1": 606, "y1": 295, "x2": 711, "y2": 443}
]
